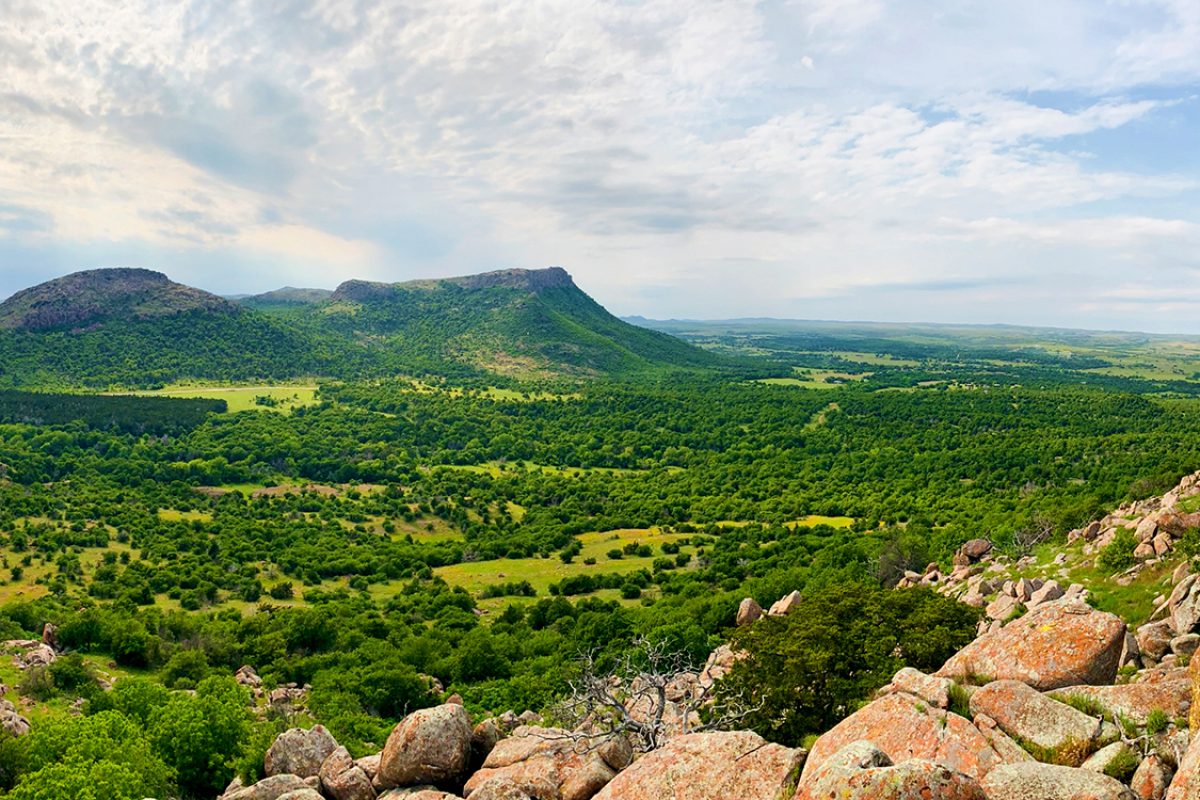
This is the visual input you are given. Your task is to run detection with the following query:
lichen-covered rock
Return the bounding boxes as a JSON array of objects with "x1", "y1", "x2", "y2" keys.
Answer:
[
  {"x1": 795, "y1": 741, "x2": 986, "y2": 800},
  {"x1": 592, "y1": 731, "x2": 803, "y2": 800},
  {"x1": 982, "y1": 763, "x2": 1138, "y2": 800},
  {"x1": 803, "y1": 691, "x2": 1025, "y2": 782},
  {"x1": 878, "y1": 668, "x2": 953, "y2": 709},
  {"x1": 768, "y1": 590, "x2": 802, "y2": 616},
  {"x1": 460, "y1": 778, "x2": 530, "y2": 800},
  {"x1": 0, "y1": 699, "x2": 30, "y2": 737},
  {"x1": 223, "y1": 774, "x2": 311, "y2": 800},
  {"x1": 378, "y1": 789, "x2": 462, "y2": 800},
  {"x1": 969, "y1": 680, "x2": 1107, "y2": 766},
  {"x1": 1191, "y1": 645, "x2": 1200, "y2": 730},
  {"x1": 1080, "y1": 742, "x2": 1136, "y2": 776},
  {"x1": 1167, "y1": 722, "x2": 1200, "y2": 800},
  {"x1": 319, "y1": 746, "x2": 376, "y2": 800},
  {"x1": 463, "y1": 727, "x2": 628, "y2": 800},
  {"x1": 276, "y1": 790, "x2": 324, "y2": 800},
  {"x1": 1138, "y1": 621, "x2": 1175, "y2": 663},
  {"x1": 937, "y1": 601, "x2": 1126, "y2": 690},
  {"x1": 265, "y1": 726, "x2": 339, "y2": 779},
  {"x1": 378, "y1": 704, "x2": 473, "y2": 790},
  {"x1": 1053, "y1": 671, "x2": 1193, "y2": 726},
  {"x1": 1168, "y1": 574, "x2": 1200, "y2": 636},
  {"x1": 471, "y1": 718, "x2": 504, "y2": 769},
  {"x1": 1131, "y1": 754, "x2": 1173, "y2": 800}
]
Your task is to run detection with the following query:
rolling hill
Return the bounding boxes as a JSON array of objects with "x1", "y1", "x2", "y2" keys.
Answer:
[{"x1": 0, "y1": 267, "x2": 722, "y2": 387}]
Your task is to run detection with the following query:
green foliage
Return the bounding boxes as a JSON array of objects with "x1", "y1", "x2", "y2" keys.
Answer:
[
  {"x1": 161, "y1": 649, "x2": 210, "y2": 689},
  {"x1": 1054, "y1": 692, "x2": 1108, "y2": 718},
  {"x1": 1145, "y1": 708, "x2": 1169, "y2": 735},
  {"x1": 1097, "y1": 529, "x2": 1139, "y2": 573},
  {"x1": 147, "y1": 677, "x2": 253, "y2": 798},
  {"x1": 1102, "y1": 746, "x2": 1141, "y2": 781},
  {"x1": 13, "y1": 711, "x2": 173, "y2": 800},
  {"x1": 947, "y1": 683, "x2": 972, "y2": 719},
  {"x1": 716, "y1": 584, "x2": 979, "y2": 745}
]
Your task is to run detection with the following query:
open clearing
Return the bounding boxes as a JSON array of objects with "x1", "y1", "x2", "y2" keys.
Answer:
[
  {"x1": 117, "y1": 384, "x2": 320, "y2": 413},
  {"x1": 434, "y1": 527, "x2": 698, "y2": 597}
]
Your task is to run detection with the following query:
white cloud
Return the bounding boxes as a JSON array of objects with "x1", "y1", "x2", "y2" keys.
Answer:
[{"x1": 0, "y1": 0, "x2": 1198, "y2": 330}]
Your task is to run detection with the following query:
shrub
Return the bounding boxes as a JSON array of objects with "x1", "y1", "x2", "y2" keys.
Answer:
[
  {"x1": 717, "y1": 583, "x2": 978, "y2": 746},
  {"x1": 1097, "y1": 529, "x2": 1138, "y2": 573}
]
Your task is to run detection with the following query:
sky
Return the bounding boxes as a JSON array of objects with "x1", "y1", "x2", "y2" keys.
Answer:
[{"x1": 1, "y1": 1, "x2": 1199, "y2": 332}]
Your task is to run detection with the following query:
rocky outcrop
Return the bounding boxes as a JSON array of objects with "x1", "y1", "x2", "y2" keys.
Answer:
[
  {"x1": 1131, "y1": 755, "x2": 1174, "y2": 800},
  {"x1": 265, "y1": 726, "x2": 339, "y2": 779},
  {"x1": 462, "y1": 727, "x2": 629, "y2": 800},
  {"x1": 1168, "y1": 722, "x2": 1200, "y2": 800},
  {"x1": 0, "y1": 698, "x2": 30, "y2": 737},
  {"x1": 736, "y1": 597, "x2": 763, "y2": 626},
  {"x1": 224, "y1": 774, "x2": 312, "y2": 800},
  {"x1": 319, "y1": 746, "x2": 375, "y2": 800},
  {"x1": 796, "y1": 741, "x2": 986, "y2": 800},
  {"x1": 877, "y1": 667, "x2": 953, "y2": 709},
  {"x1": 802, "y1": 690, "x2": 1022, "y2": 782},
  {"x1": 592, "y1": 731, "x2": 803, "y2": 800},
  {"x1": 1052, "y1": 669, "x2": 1193, "y2": 726},
  {"x1": 377, "y1": 704, "x2": 473, "y2": 790},
  {"x1": 937, "y1": 601, "x2": 1126, "y2": 690},
  {"x1": 768, "y1": 590, "x2": 802, "y2": 617},
  {"x1": 982, "y1": 762, "x2": 1138, "y2": 800},
  {"x1": 968, "y1": 680, "x2": 1110, "y2": 766}
]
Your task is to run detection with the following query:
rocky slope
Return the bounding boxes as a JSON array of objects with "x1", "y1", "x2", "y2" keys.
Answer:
[{"x1": 0, "y1": 268, "x2": 236, "y2": 332}]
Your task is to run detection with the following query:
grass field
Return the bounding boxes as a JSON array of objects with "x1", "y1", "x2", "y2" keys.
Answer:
[
  {"x1": 118, "y1": 384, "x2": 320, "y2": 413},
  {"x1": 434, "y1": 528, "x2": 697, "y2": 598}
]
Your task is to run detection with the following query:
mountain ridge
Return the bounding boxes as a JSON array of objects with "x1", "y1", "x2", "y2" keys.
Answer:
[{"x1": 0, "y1": 266, "x2": 722, "y2": 386}]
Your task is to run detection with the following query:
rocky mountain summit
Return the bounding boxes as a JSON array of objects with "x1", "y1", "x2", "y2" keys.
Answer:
[{"x1": 0, "y1": 268, "x2": 236, "y2": 331}]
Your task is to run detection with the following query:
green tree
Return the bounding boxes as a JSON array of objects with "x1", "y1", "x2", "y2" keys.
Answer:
[{"x1": 716, "y1": 583, "x2": 977, "y2": 745}]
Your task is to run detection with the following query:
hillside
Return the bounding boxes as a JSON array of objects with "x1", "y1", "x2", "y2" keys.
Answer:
[
  {"x1": 319, "y1": 267, "x2": 723, "y2": 378},
  {"x1": 0, "y1": 268, "x2": 233, "y2": 332},
  {"x1": 0, "y1": 270, "x2": 336, "y2": 388},
  {"x1": 0, "y1": 267, "x2": 722, "y2": 387}
]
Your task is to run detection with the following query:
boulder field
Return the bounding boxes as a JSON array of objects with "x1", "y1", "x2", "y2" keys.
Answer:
[
  {"x1": 226, "y1": 585, "x2": 1198, "y2": 800},
  {"x1": 227, "y1": 471, "x2": 1200, "y2": 800}
]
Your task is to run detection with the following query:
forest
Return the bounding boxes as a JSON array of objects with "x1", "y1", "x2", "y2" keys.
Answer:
[{"x1": 0, "y1": 347, "x2": 1198, "y2": 796}]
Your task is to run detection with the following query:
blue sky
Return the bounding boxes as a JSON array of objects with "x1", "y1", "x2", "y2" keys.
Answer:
[{"x1": 1, "y1": 0, "x2": 1199, "y2": 332}]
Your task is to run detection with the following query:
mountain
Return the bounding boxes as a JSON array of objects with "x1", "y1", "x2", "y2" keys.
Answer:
[
  {"x1": 0, "y1": 269, "x2": 337, "y2": 388},
  {"x1": 0, "y1": 267, "x2": 721, "y2": 387},
  {"x1": 319, "y1": 267, "x2": 722, "y2": 378},
  {"x1": 233, "y1": 286, "x2": 334, "y2": 311},
  {"x1": 0, "y1": 268, "x2": 234, "y2": 332}
]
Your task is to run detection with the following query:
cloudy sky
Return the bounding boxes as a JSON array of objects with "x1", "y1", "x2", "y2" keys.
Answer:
[{"x1": 2, "y1": 1, "x2": 1199, "y2": 331}]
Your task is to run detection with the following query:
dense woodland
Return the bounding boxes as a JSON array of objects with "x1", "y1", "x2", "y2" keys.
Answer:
[{"x1": 0, "y1": 329, "x2": 1199, "y2": 796}]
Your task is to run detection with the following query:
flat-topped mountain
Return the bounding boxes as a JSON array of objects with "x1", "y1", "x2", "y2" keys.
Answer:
[
  {"x1": 0, "y1": 266, "x2": 722, "y2": 386},
  {"x1": 332, "y1": 266, "x2": 576, "y2": 302},
  {"x1": 0, "y1": 268, "x2": 235, "y2": 332}
]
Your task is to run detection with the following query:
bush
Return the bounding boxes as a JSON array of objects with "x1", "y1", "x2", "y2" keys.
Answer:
[
  {"x1": 148, "y1": 677, "x2": 253, "y2": 798},
  {"x1": 161, "y1": 649, "x2": 209, "y2": 689},
  {"x1": 717, "y1": 583, "x2": 979, "y2": 745},
  {"x1": 18, "y1": 666, "x2": 56, "y2": 701},
  {"x1": 1097, "y1": 529, "x2": 1138, "y2": 573}
]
